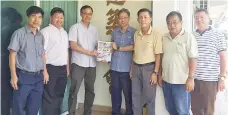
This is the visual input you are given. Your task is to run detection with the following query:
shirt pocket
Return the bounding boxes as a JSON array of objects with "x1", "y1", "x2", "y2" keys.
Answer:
[
  {"x1": 176, "y1": 42, "x2": 186, "y2": 53},
  {"x1": 146, "y1": 40, "x2": 153, "y2": 49}
]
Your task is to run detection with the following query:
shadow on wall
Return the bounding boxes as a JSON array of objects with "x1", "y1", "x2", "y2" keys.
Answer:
[{"x1": 1, "y1": 7, "x2": 22, "y2": 115}]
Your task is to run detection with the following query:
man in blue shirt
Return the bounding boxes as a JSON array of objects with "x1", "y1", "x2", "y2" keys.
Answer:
[
  {"x1": 110, "y1": 8, "x2": 136, "y2": 115},
  {"x1": 8, "y1": 6, "x2": 48, "y2": 115}
]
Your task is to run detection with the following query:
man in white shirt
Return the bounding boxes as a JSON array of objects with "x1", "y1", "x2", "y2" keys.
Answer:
[
  {"x1": 68, "y1": 5, "x2": 99, "y2": 115},
  {"x1": 41, "y1": 7, "x2": 69, "y2": 115}
]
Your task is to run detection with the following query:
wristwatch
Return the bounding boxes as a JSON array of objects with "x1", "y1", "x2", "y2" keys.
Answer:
[
  {"x1": 188, "y1": 74, "x2": 195, "y2": 79},
  {"x1": 218, "y1": 74, "x2": 226, "y2": 81},
  {"x1": 117, "y1": 46, "x2": 120, "y2": 51},
  {"x1": 152, "y1": 71, "x2": 159, "y2": 76}
]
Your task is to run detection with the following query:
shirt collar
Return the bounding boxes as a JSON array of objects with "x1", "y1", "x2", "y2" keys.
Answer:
[
  {"x1": 196, "y1": 26, "x2": 212, "y2": 35},
  {"x1": 80, "y1": 21, "x2": 91, "y2": 29},
  {"x1": 25, "y1": 25, "x2": 41, "y2": 35},
  {"x1": 116, "y1": 26, "x2": 132, "y2": 33},
  {"x1": 165, "y1": 28, "x2": 185, "y2": 40},
  {"x1": 49, "y1": 23, "x2": 64, "y2": 31},
  {"x1": 138, "y1": 25, "x2": 152, "y2": 36}
]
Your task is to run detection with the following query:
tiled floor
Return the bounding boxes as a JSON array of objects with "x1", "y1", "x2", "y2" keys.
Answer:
[
  {"x1": 61, "y1": 109, "x2": 112, "y2": 115},
  {"x1": 76, "y1": 110, "x2": 111, "y2": 115}
]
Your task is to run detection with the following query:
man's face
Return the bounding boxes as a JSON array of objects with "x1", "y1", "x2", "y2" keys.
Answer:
[
  {"x1": 118, "y1": 12, "x2": 130, "y2": 28},
  {"x1": 195, "y1": 11, "x2": 210, "y2": 29},
  {"x1": 51, "y1": 12, "x2": 64, "y2": 29},
  {"x1": 27, "y1": 13, "x2": 42, "y2": 29},
  {"x1": 137, "y1": 11, "x2": 152, "y2": 28},
  {"x1": 167, "y1": 15, "x2": 182, "y2": 35},
  {"x1": 81, "y1": 8, "x2": 93, "y2": 23}
]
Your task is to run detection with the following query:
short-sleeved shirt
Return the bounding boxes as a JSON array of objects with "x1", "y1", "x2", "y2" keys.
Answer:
[
  {"x1": 162, "y1": 29, "x2": 198, "y2": 84},
  {"x1": 8, "y1": 25, "x2": 44, "y2": 72},
  {"x1": 133, "y1": 26, "x2": 163, "y2": 64},
  {"x1": 69, "y1": 22, "x2": 99, "y2": 67},
  {"x1": 110, "y1": 26, "x2": 136, "y2": 72},
  {"x1": 193, "y1": 27, "x2": 227, "y2": 81},
  {"x1": 41, "y1": 24, "x2": 68, "y2": 66}
]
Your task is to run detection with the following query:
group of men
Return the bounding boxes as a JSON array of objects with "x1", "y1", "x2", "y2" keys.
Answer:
[{"x1": 4, "y1": 4, "x2": 227, "y2": 115}]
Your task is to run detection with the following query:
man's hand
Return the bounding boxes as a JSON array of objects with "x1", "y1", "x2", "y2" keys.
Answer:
[
  {"x1": 10, "y1": 74, "x2": 18, "y2": 90},
  {"x1": 66, "y1": 67, "x2": 70, "y2": 77},
  {"x1": 112, "y1": 42, "x2": 117, "y2": 50},
  {"x1": 89, "y1": 50, "x2": 99, "y2": 56},
  {"x1": 130, "y1": 68, "x2": 133, "y2": 80},
  {"x1": 102, "y1": 60, "x2": 109, "y2": 64},
  {"x1": 158, "y1": 75, "x2": 163, "y2": 87},
  {"x1": 185, "y1": 77, "x2": 194, "y2": 92},
  {"x1": 218, "y1": 79, "x2": 225, "y2": 92},
  {"x1": 43, "y1": 71, "x2": 49, "y2": 84},
  {"x1": 150, "y1": 73, "x2": 157, "y2": 86}
]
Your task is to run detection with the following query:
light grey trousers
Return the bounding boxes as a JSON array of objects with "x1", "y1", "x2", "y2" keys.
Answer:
[{"x1": 132, "y1": 63, "x2": 157, "y2": 115}]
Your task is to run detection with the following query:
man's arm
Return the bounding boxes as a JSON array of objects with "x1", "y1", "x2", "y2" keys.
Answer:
[
  {"x1": 66, "y1": 49, "x2": 70, "y2": 76},
  {"x1": 158, "y1": 54, "x2": 163, "y2": 87},
  {"x1": 9, "y1": 50, "x2": 18, "y2": 90},
  {"x1": 119, "y1": 45, "x2": 134, "y2": 51},
  {"x1": 42, "y1": 52, "x2": 49, "y2": 84},
  {"x1": 70, "y1": 41, "x2": 91, "y2": 56},
  {"x1": 112, "y1": 43, "x2": 134, "y2": 52},
  {"x1": 188, "y1": 58, "x2": 197, "y2": 76},
  {"x1": 219, "y1": 51, "x2": 226, "y2": 76},
  {"x1": 154, "y1": 54, "x2": 161, "y2": 73}
]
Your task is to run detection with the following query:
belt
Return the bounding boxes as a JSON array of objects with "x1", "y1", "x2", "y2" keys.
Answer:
[
  {"x1": 46, "y1": 64, "x2": 66, "y2": 68},
  {"x1": 17, "y1": 68, "x2": 43, "y2": 75},
  {"x1": 134, "y1": 62, "x2": 155, "y2": 66}
]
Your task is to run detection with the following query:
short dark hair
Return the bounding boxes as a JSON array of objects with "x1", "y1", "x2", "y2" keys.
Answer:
[
  {"x1": 80, "y1": 5, "x2": 93, "y2": 13},
  {"x1": 118, "y1": 8, "x2": 130, "y2": 17},
  {"x1": 137, "y1": 8, "x2": 152, "y2": 17},
  {"x1": 50, "y1": 7, "x2": 64, "y2": 16},
  {"x1": 26, "y1": 6, "x2": 44, "y2": 17},
  {"x1": 195, "y1": 8, "x2": 209, "y2": 15},
  {"x1": 166, "y1": 11, "x2": 182, "y2": 23}
]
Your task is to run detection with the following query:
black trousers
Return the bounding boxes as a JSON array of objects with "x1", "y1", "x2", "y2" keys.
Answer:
[
  {"x1": 1, "y1": 58, "x2": 13, "y2": 115},
  {"x1": 42, "y1": 64, "x2": 67, "y2": 115}
]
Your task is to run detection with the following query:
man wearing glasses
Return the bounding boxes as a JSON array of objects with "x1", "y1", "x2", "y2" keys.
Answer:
[
  {"x1": 158, "y1": 11, "x2": 198, "y2": 115},
  {"x1": 68, "y1": 5, "x2": 99, "y2": 115},
  {"x1": 109, "y1": 8, "x2": 136, "y2": 115}
]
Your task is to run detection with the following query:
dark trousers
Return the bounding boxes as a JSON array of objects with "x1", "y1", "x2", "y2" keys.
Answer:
[
  {"x1": 132, "y1": 62, "x2": 156, "y2": 115},
  {"x1": 162, "y1": 81, "x2": 190, "y2": 115},
  {"x1": 12, "y1": 70, "x2": 43, "y2": 115},
  {"x1": 42, "y1": 64, "x2": 67, "y2": 115},
  {"x1": 1, "y1": 59, "x2": 13, "y2": 115},
  {"x1": 110, "y1": 70, "x2": 133, "y2": 115},
  {"x1": 68, "y1": 63, "x2": 96, "y2": 115},
  {"x1": 191, "y1": 80, "x2": 217, "y2": 115}
]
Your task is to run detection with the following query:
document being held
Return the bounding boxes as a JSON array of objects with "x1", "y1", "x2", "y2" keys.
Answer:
[{"x1": 97, "y1": 41, "x2": 112, "y2": 62}]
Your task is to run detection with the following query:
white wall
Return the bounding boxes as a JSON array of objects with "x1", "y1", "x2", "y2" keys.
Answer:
[
  {"x1": 77, "y1": 1, "x2": 151, "y2": 107},
  {"x1": 153, "y1": 1, "x2": 193, "y2": 115}
]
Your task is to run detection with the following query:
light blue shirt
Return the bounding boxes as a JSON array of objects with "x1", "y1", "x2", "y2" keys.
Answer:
[{"x1": 8, "y1": 25, "x2": 44, "y2": 72}]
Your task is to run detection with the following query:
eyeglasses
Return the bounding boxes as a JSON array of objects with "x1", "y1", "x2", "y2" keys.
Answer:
[
  {"x1": 118, "y1": 17, "x2": 129, "y2": 20},
  {"x1": 82, "y1": 12, "x2": 92, "y2": 16}
]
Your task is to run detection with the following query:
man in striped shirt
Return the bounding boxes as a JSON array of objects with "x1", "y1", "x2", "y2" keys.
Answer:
[{"x1": 191, "y1": 9, "x2": 227, "y2": 115}]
